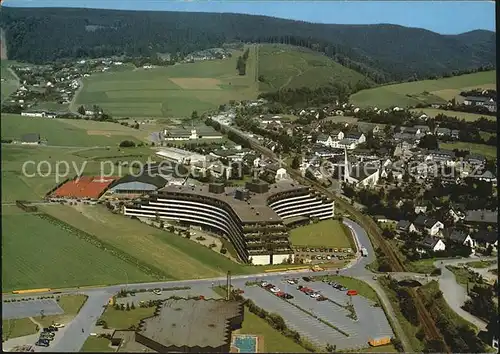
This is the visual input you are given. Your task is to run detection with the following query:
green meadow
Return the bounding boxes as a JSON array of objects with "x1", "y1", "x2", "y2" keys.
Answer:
[
  {"x1": 75, "y1": 46, "x2": 259, "y2": 118},
  {"x1": 350, "y1": 70, "x2": 496, "y2": 108}
]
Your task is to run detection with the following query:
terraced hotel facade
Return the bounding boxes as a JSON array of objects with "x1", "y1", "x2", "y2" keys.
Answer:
[{"x1": 124, "y1": 180, "x2": 335, "y2": 265}]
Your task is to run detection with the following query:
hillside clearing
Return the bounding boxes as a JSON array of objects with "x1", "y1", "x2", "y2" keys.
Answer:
[
  {"x1": 258, "y1": 44, "x2": 371, "y2": 91},
  {"x1": 350, "y1": 71, "x2": 496, "y2": 108}
]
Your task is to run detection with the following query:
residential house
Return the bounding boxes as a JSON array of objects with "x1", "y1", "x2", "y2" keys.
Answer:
[
  {"x1": 442, "y1": 228, "x2": 475, "y2": 249},
  {"x1": 417, "y1": 237, "x2": 446, "y2": 254},
  {"x1": 396, "y1": 220, "x2": 417, "y2": 233},
  {"x1": 448, "y1": 205, "x2": 466, "y2": 222},
  {"x1": 337, "y1": 139, "x2": 357, "y2": 150},
  {"x1": 466, "y1": 154, "x2": 486, "y2": 168},
  {"x1": 463, "y1": 96, "x2": 497, "y2": 112},
  {"x1": 451, "y1": 130, "x2": 460, "y2": 139},
  {"x1": 473, "y1": 170, "x2": 497, "y2": 184},
  {"x1": 415, "y1": 205, "x2": 428, "y2": 214},
  {"x1": 402, "y1": 127, "x2": 420, "y2": 136},
  {"x1": 464, "y1": 210, "x2": 498, "y2": 226},
  {"x1": 413, "y1": 215, "x2": 444, "y2": 236},
  {"x1": 330, "y1": 130, "x2": 345, "y2": 140},
  {"x1": 413, "y1": 125, "x2": 431, "y2": 136},
  {"x1": 344, "y1": 132, "x2": 366, "y2": 145},
  {"x1": 21, "y1": 111, "x2": 46, "y2": 118},
  {"x1": 317, "y1": 134, "x2": 333, "y2": 147},
  {"x1": 436, "y1": 127, "x2": 451, "y2": 136},
  {"x1": 471, "y1": 230, "x2": 498, "y2": 251},
  {"x1": 275, "y1": 168, "x2": 291, "y2": 182},
  {"x1": 21, "y1": 133, "x2": 41, "y2": 145},
  {"x1": 426, "y1": 150, "x2": 455, "y2": 166}
]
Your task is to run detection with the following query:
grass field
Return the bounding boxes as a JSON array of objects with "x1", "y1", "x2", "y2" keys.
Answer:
[
  {"x1": 410, "y1": 108, "x2": 496, "y2": 122},
  {"x1": 289, "y1": 219, "x2": 352, "y2": 248},
  {"x1": 99, "y1": 306, "x2": 156, "y2": 330},
  {"x1": 237, "y1": 307, "x2": 310, "y2": 353},
  {"x1": 466, "y1": 260, "x2": 497, "y2": 269},
  {"x1": 350, "y1": 71, "x2": 496, "y2": 108},
  {"x1": 315, "y1": 275, "x2": 379, "y2": 304},
  {"x1": 80, "y1": 337, "x2": 114, "y2": 352},
  {"x1": 40, "y1": 204, "x2": 253, "y2": 280},
  {"x1": 34, "y1": 295, "x2": 88, "y2": 327},
  {"x1": 1, "y1": 114, "x2": 142, "y2": 146},
  {"x1": 1, "y1": 61, "x2": 19, "y2": 102},
  {"x1": 405, "y1": 258, "x2": 438, "y2": 274},
  {"x1": 75, "y1": 46, "x2": 259, "y2": 118},
  {"x1": 257, "y1": 44, "x2": 371, "y2": 91},
  {"x1": 439, "y1": 141, "x2": 497, "y2": 158},
  {"x1": 2, "y1": 318, "x2": 38, "y2": 341},
  {"x1": 2, "y1": 210, "x2": 152, "y2": 291},
  {"x1": 1, "y1": 145, "x2": 155, "y2": 203}
]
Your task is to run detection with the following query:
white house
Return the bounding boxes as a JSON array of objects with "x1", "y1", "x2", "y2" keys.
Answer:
[
  {"x1": 21, "y1": 111, "x2": 45, "y2": 118},
  {"x1": 417, "y1": 237, "x2": 446, "y2": 254},
  {"x1": 414, "y1": 215, "x2": 444, "y2": 236},
  {"x1": 443, "y1": 228, "x2": 475, "y2": 250},
  {"x1": 275, "y1": 168, "x2": 290, "y2": 182},
  {"x1": 414, "y1": 205, "x2": 428, "y2": 215}
]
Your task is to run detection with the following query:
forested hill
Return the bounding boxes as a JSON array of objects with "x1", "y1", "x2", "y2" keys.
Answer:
[{"x1": 0, "y1": 6, "x2": 496, "y2": 83}]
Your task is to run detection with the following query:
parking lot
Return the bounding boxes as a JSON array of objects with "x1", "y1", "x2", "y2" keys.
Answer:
[
  {"x1": 2, "y1": 300, "x2": 64, "y2": 320},
  {"x1": 235, "y1": 277, "x2": 393, "y2": 350}
]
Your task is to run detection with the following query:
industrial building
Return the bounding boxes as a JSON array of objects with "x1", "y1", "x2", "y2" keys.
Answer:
[
  {"x1": 111, "y1": 298, "x2": 244, "y2": 353},
  {"x1": 123, "y1": 180, "x2": 335, "y2": 265}
]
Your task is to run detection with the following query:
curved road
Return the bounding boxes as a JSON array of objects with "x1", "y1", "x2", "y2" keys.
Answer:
[{"x1": 433, "y1": 257, "x2": 496, "y2": 331}]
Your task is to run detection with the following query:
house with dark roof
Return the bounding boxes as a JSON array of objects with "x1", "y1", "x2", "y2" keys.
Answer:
[
  {"x1": 426, "y1": 150, "x2": 455, "y2": 165},
  {"x1": 463, "y1": 96, "x2": 497, "y2": 112},
  {"x1": 416, "y1": 237, "x2": 446, "y2": 254},
  {"x1": 466, "y1": 154, "x2": 486, "y2": 167},
  {"x1": 413, "y1": 215, "x2": 444, "y2": 236},
  {"x1": 436, "y1": 127, "x2": 451, "y2": 136},
  {"x1": 396, "y1": 220, "x2": 417, "y2": 233},
  {"x1": 21, "y1": 133, "x2": 40, "y2": 145},
  {"x1": 471, "y1": 230, "x2": 498, "y2": 250},
  {"x1": 442, "y1": 228, "x2": 475, "y2": 249},
  {"x1": 464, "y1": 210, "x2": 498, "y2": 225}
]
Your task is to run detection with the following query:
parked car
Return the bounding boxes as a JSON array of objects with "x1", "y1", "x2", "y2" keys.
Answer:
[
  {"x1": 152, "y1": 289, "x2": 162, "y2": 295},
  {"x1": 326, "y1": 256, "x2": 332, "y2": 260},
  {"x1": 334, "y1": 248, "x2": 338, "y2": 252},
  {"x1": 43, "y1": 327, "x2": 57, "y2": 333},
  {"x1": 260, "y1": 281, "x2": 269, "y2": 287},
  {"x1": 286, "y1": 279, "x2": 296, "y2": 285},
  {"x1": 317, "y1": 295, "x2": 327, "y2": 301},
  {"x1": 40, "y1": 332, "x2": 55, "y2": 338},
  {"x1": 339, "y1": 286, "x2": 348, "y2": 291},
  {"x1": 302, "y1": 276, "x2": 312, "y2": 282},
  {"x1": 52, "y1": 323, "x2": 65, "y2": 328},
  {"x1": 39, "y1": 335, "x2": 54, "y2": 341},
  {"x1": 276, "y1": 291, "x2": 286, "y2": 298},
  {"x1": 269, "y1": 287, "x2": 281, "y2": 293},
  {"x1": 264, "y1": 284, "x2": 274, "y2": 290},
  {"x1": 310, "y1": 293, "x2": 320, "y2": 299},
  {"x1": 35, "y1": 341, "x2": 49, "y2": 347},
  {"x1": 284, "y1": 293, "x2": 294, "y2": 299}
]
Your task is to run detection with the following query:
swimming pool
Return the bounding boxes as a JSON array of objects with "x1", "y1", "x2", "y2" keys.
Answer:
[{"x1": 233, "y1": 335, "x2": 258, "y2": 353}]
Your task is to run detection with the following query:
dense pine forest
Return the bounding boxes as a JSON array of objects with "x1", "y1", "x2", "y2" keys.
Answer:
[{"x1": 0, "y1": 6, "x2": 496, "y2": 83}]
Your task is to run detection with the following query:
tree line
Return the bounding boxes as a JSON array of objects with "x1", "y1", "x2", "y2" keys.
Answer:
[{"x1": 1, "y1": 6, "x2": 495, "y2": 84}]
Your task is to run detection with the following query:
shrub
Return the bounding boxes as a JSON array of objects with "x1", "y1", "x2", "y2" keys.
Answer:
[{"x1": 220, "y1": 248, "x2": 227, "y2": 254}]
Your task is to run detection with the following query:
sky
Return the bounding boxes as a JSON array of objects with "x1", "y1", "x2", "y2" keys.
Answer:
[{"x1": 3, "y1": 1, "x2": 496, "y2": 35}]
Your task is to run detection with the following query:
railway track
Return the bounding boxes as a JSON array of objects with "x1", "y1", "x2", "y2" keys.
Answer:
[{"x1": 241, "y1": 131, "x2": 449, "y2": 352}]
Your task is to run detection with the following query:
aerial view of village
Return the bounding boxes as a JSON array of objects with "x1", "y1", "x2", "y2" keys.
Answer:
[{"x1": 0, "y1": 0, "x2": 497, "y2": 353}]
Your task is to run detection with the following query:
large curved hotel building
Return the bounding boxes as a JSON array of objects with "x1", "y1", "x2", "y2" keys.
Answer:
[{"x1": 124, "y1": 180, "x2": 335, "y2": 265}]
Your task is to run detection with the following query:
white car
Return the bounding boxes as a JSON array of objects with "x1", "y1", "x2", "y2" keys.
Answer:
[
  {"x1": 310, "y1": 293, "x2": 320, "y2": 298},
  {"x1": 269, "y1": 287, "x2": 281, "y2": 293},
  {"x1": 286, "y1": 279, "x2": 295, "y2": 285},
  {"x1": 260, "y1": 281, "x2": 269, "y2": 287},
  {"x1": 152, "y1": 289, "x2": 162, "y2": 295},
  {"x1": 326, "y1": 256, "x2": 332, "y2": 260},
  {"x1": 52, "y1": 323, "x2": 65, "y2": 328}
]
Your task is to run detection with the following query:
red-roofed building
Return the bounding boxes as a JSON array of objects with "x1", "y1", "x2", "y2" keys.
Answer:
[{"x1": 51, "y1": 176, "x2": 116, "y2": 200}]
